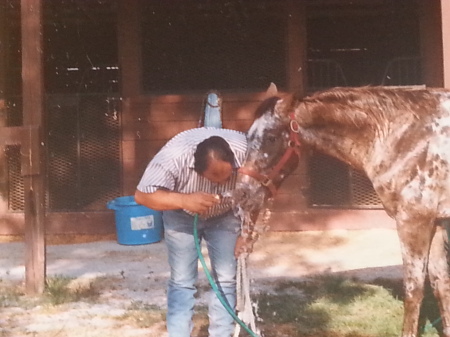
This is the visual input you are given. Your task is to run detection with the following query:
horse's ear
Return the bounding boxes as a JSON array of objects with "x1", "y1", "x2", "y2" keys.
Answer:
[
  {"x1": 265, "y1": 82, "x2": 278, "y2": 97},
  {"x1": 274, "y1": 94, "x2": 295, "y2": 117}
]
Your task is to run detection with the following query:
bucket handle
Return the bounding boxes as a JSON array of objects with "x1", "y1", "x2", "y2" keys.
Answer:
[{"x1": 107, "y1": 199, "x2": 117, "y2": 210}]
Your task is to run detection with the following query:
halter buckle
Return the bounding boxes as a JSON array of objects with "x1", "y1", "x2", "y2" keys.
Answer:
[
  {"x1": 290, "y1": 119, "x2": 300, "y2": 133},
  {"x1": 261, "y1": 176, "x2": 273, "y2": 187}
]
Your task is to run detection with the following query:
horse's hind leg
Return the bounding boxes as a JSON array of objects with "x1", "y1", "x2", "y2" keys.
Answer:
[
  {"x1": 427, "y1": 224, "x2": 450, "y2": 337},
  {"x1": 396, "y1": 218, "x2": 434, "y2": 337}
]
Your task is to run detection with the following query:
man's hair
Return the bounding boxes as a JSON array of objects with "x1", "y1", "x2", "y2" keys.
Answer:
[{"x1": 194, "y1": 136, "x2": 235, "y2": 174}]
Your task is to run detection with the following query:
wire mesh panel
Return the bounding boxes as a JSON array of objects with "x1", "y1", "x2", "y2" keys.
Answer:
[
  {"x1": 5, "y1": 98, "x2": 24, "y2": 211},
  {"x1": 46, "y1": 94, "x2": 121, "y2": 211},
  {"x1": 308, "y1": 152, "x2": 351, "y2": 207},
  {"x1": 308, "y1": 152, "x2": 382, "y2": 208},
  {"x1": 5, "y1": 145, "x2": 24, "y2": 211},
  {"x1": 6, "y1": 94, "x2": 121, "y2": 212},
  {"x1": 47, "y1": 95, "x2": 79, "y2": 210},
  {"x1": 78, "y1": 95, "x2": 121, "y2": 210},
  {"x1": 349, "y1": 169, "x2": 382, "y2": 208}
]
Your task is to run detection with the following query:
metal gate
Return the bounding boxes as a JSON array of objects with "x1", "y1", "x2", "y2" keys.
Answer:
[{"x1": 6, "y1": 94, "x2": 121, "y2": 211}]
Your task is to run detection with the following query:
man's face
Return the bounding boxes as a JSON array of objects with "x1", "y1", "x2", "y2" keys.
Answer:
[{"x1": 201, "y1": 158, "x2": 233, "y2": 184}]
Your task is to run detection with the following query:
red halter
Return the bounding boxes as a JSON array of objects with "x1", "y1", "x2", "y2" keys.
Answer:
[{"x1": 238, "y1": 113, "x2": 302, "y2": 196}]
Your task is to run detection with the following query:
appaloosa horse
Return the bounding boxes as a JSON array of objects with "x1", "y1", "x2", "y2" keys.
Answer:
[{"x1": 234, "y1": 86, "x2": 450, "y2": 337}]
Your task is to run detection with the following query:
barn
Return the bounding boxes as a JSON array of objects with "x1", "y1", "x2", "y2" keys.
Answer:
[{"x1": 1, "y1": 0, "x2": 449, "y2": 291}]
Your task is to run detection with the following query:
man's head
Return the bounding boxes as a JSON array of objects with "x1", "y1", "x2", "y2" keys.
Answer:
[{"x1": 194, "y1": 136, "x2": 235, "y2": 184}]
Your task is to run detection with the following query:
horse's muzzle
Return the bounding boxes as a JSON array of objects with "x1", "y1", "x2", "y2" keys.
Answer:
[{"x1": 232, "y1": 177, "x2": 267, "y2": 215}]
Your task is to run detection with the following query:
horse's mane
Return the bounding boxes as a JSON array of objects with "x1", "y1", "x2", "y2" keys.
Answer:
[{"x1": 301, "y1": 86, "x2": 442, "y2": 131}]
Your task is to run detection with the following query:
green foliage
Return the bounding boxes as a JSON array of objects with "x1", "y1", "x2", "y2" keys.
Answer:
[{"x1": 254, "y1": 275, "x2": 440, "y2": 337}]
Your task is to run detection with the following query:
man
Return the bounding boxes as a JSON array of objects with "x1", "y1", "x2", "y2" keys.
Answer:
[{"x1": 135, "y1": 127, "x2": 248, "y2": 337}]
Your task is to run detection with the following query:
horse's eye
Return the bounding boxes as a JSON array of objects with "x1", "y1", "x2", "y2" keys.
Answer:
[{"x1": 267, "y1": 135, "x2": 277, "y2": 143}]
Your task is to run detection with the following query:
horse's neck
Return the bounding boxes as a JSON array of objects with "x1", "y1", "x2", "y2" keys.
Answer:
[
  {"x1": 299, "y1": 129, "x2": 368, "y2": 170},
  {"x1": 295, "y1": 90, "x2": 443, "y2": 181},
  {"x1": 294, "y1": 97, "x2": 384, "y2": 171}
]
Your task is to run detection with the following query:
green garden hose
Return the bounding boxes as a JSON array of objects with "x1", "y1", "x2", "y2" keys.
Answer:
[{"x1": 193, "y1": 214, "x2": 259, "y2": 337}]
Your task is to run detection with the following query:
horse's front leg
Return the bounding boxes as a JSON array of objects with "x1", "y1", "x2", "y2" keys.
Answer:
[
  {"x1": 396, "y1": 217, "x2": 435, "y2": 337},
  {"x1": 427, "y1": 224, "x2": 450, "y2": 337}
]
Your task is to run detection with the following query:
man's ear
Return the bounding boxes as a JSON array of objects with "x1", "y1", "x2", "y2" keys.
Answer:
[{"x1": 265, "y1": 82, "x2": 278, "y2": 97}]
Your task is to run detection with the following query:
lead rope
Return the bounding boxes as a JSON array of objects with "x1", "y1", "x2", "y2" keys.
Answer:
[
  {"x1": 234, "y1": 199, "x2": 273, "y2": 337},
  {"x1": 234, "y1": 254, "x2": 258, "y2": 337}
]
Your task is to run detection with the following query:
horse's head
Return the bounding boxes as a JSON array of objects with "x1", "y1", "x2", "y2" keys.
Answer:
[{"x1": 233, "y1": 94, "x2": 301, "y2": 216}]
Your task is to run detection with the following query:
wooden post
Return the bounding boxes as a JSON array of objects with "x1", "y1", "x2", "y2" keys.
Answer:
[
  {"x1": 441, "y1": 0, "x2": 450, "y2": 88},
  {"x1": 21, "y1": 0, "x2": 46, "y2": 295},
  {"x1": 118, "y1": 0, "x2": 142, "y2": 98},
  {"x1": 0, "y1": 1, "x2": 8, "y2": 208},
  {"x1": 283, "y1": 0, "x2": 309, "y2": 212},
  {"x1": 285, "y1": 0, "x2": 307, "y2": 95},
  {"x1": 118, "y1": 0, "x2": 142, "y2": 194},
  {"x1": 418, "y1": 0, "x2": 444, "y2": 87}
]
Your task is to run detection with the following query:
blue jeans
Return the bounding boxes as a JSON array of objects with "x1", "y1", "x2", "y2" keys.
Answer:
[{"x1": 163, "y1": 210, "x2": 240, "y2": 337}]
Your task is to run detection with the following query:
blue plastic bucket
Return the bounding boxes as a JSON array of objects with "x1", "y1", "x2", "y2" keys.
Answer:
[{"x1": 107, "y1": 196, "x2": 163, "y2": 245}]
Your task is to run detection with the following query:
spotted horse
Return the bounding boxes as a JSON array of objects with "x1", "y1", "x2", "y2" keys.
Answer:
[{"x1": 234, "y1": 85, "x2": 450, "y2": 337}]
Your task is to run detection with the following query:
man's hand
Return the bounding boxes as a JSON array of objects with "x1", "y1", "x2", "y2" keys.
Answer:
[
  {"x1": 181, "y1": 192, "x2": 220, "y2": 214},
  {"x1": 234, "y1": 235, "x2": 255, "y2": 258}
]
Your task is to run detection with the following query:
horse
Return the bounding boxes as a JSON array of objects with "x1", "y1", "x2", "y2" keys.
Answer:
[{"x1": 233, "y1": 85, "x2": 450, "y2": 337}]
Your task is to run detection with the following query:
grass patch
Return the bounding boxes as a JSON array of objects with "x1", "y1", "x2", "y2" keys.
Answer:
[
  {"x1": 117, "y1": 276, "x2": 442, "y2": 337},
  {"x1": 0, "y1": 275, "x2": 101, "y2": 309},
  {"x1": 192, "y1": 305, "x2": 209, "y2": 336},
  {"x1": 120, "y1": 301, "x2": 166, "y2": 328},
  {"x1": 1, "y1": 274, "x2": 442, "y2": 337},
  {"x1": 120, "y1": 301, "x2": 209, "y2": 334},
  {"x1": 44, "y1": 275, "x2": 99, "y2": 305},
  {"x1": 253, "y1": 275, "x2": 440, "y2": 337},
  {"x1": 0, "y1": 280, "x2": 23, "y2": 308}
]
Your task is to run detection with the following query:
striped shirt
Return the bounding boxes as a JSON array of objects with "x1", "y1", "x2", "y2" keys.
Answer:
[{"x1": 137, "y1": 127, "x2": 248, "y2": 218}]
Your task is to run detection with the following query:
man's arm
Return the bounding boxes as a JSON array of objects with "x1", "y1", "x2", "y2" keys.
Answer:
[{"x1": 134, "y1": 189, "x2": 220, "y2": 215}]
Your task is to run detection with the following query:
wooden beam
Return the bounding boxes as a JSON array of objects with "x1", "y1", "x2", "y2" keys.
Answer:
[
  {"x1": 441, "y1": 0, "x2": 450, "y2": 88},
  {"x1": 0, "y1": 211, "x2": 116, "y2": 235},
  {"x1": 118, "y1": 0, "x2": 142, "y2": 97},
  {"x1": 0, "y1": 126, "x2": 22, "y2": 145},
  {"x1": 419, "y1": 0, "x2": 444, "y2": 87},
  {"x1": 284, "y1": 0, "x2": 309, "y2": 212},
  {"x1": 285, "y1": 0, "x2": 307, "y2": 95},
  {"x1": 0, "y1": 1, "x2": 8, "y2": 213},
  {"x1": 0, "y1": 126, "x2": 38, "y2": 145},
  {"x1": 21, "y1": 0, "x2": 46, "y2": 295},
  {"x1": 118, "y1": 0, "x2": 143, "y2": 194}
]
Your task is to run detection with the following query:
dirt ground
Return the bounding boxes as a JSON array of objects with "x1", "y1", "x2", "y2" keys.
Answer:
[{"x1": 0, "y1": 229, "x2": 403, "y2": 337}]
